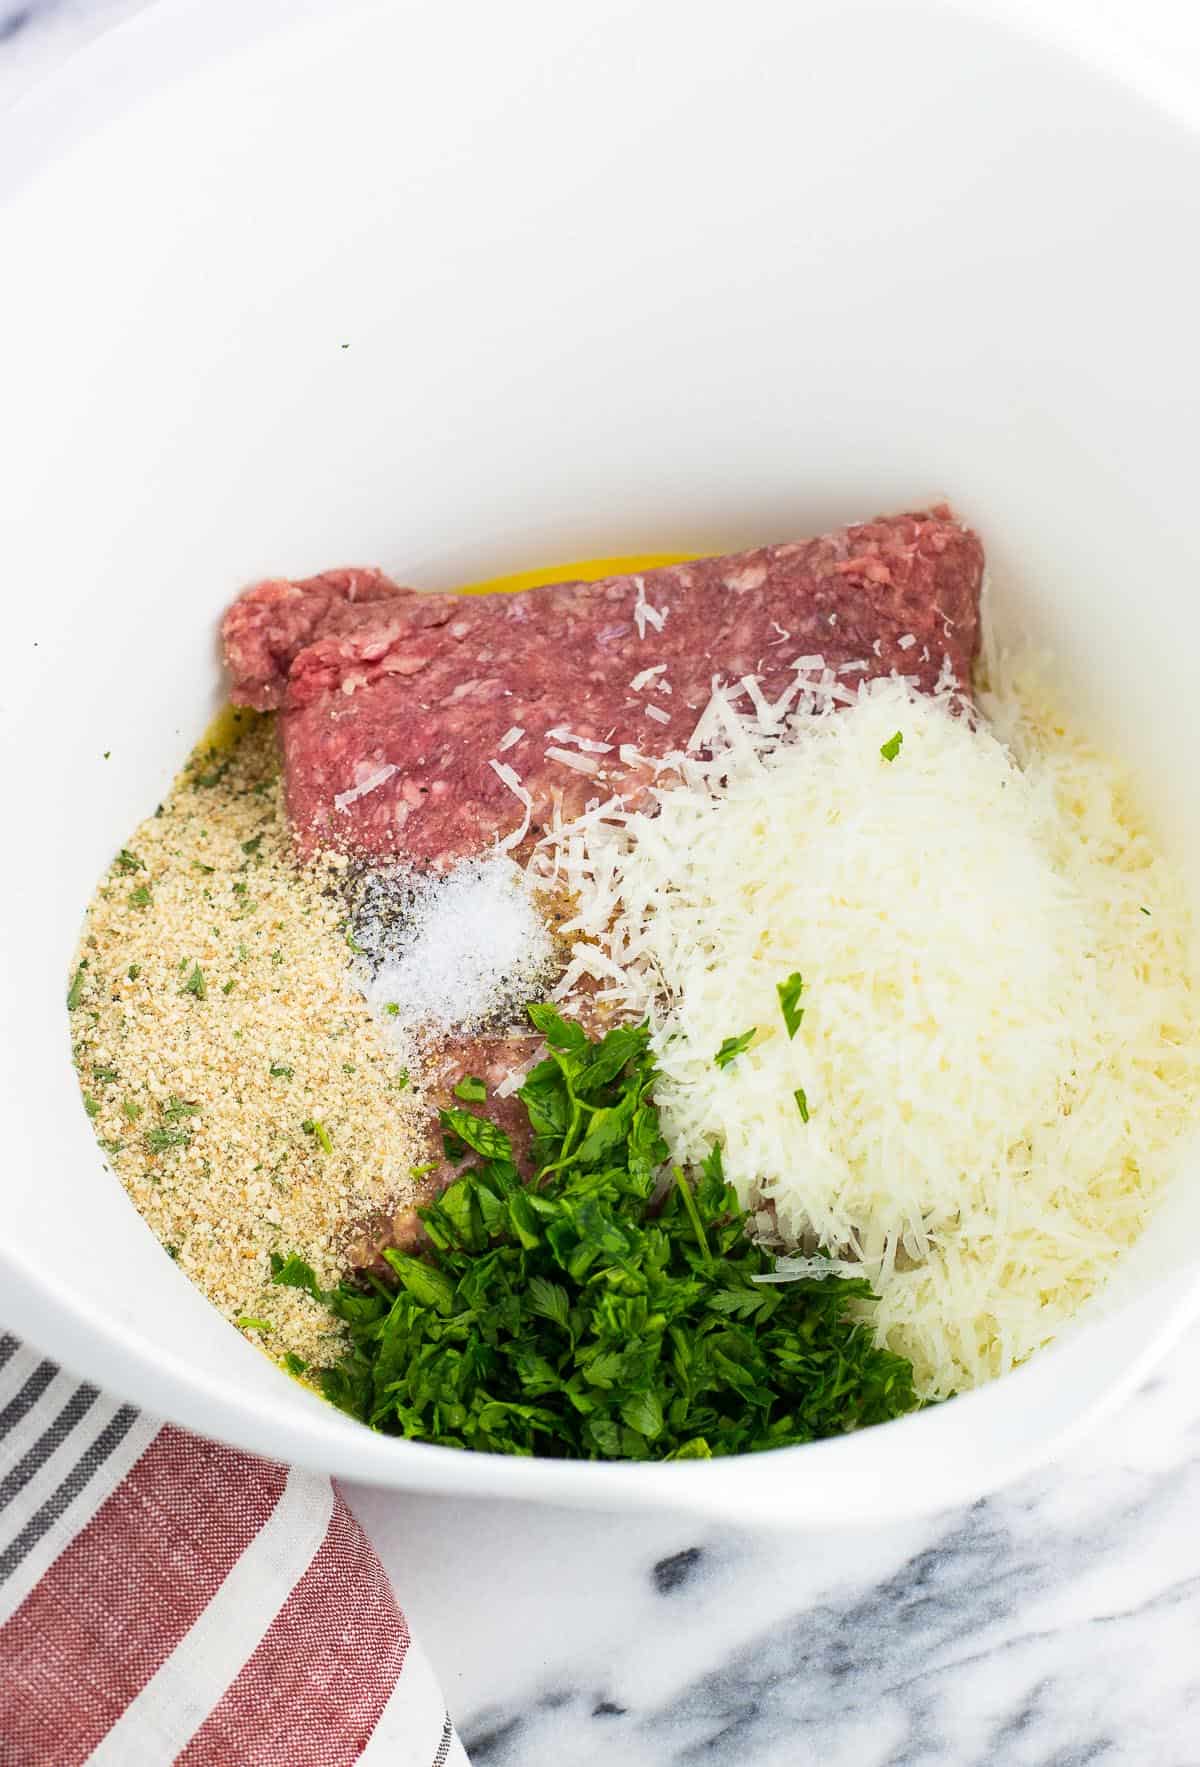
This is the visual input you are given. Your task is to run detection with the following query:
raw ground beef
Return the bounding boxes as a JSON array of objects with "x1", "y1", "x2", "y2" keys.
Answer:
[
  {"x1": 223, "y1": 509, "x2": 983, "y2": 866},
  {"x1": 222, "y1": 509, "x2": 984, "y2": 1270}
]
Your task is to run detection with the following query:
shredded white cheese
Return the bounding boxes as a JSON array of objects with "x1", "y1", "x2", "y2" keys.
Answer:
[
  {"x1": 333, "y1": 761, "x2": 397, "y2": 812},
  {"x1": 633, "y1": 576, "x2": 668, "y2": 638},
  {"x1": 545, "y1": 746, "x2": 601, "y2": 776},
  {"x1": 534, "y1": 670, "x2": 1200, "y2": 1399}
]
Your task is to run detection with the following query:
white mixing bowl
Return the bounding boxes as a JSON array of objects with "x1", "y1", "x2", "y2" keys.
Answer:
[{"x1": 5, "y1": 0, "x2": 1200, "y2": 1522}]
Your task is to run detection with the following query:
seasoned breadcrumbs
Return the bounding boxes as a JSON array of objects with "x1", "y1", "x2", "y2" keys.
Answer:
[{"x1": 67, "y1": 715, "x2": 422, "y2": 1366}]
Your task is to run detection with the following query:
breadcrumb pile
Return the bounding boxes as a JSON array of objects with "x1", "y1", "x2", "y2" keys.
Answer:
[{"x1": 67, "y1": 715, "x2": 422, "y2": 1366}]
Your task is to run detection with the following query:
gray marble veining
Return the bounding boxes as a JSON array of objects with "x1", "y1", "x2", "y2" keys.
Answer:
[{"x1": 351, "y1": 1322, "x2": 1200, "y2": 1764}]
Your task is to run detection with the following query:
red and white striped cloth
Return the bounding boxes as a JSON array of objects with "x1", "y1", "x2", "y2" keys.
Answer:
[{"x1": 0, "y1": 1334, "x2": 468, "y2": 1766}]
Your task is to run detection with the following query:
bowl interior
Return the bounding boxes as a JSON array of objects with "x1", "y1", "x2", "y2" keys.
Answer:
[{"x1": 4, "y1": 0, "x2": 1200, "y2": 1519}]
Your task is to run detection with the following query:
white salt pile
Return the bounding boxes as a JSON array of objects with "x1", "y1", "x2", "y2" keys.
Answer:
[{"x1": 351, "y1": 855, "x2": 556, "y2": 1049}]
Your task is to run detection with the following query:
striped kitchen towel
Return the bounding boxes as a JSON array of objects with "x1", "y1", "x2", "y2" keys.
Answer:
[{"x1": 0, "y1": 1334, "x2": 467, "y2": 1766}]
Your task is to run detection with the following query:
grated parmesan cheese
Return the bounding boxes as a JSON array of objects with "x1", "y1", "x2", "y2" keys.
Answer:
[
  {"x1": 534, "y1": 670, "x2": 1200, "y2": 1399},
  {"x1": 545, "y1": 745, "x2": 602, "y2": 775},
  {"x1": 333, "y1": 761, "x2": 398, "y2": 812}
]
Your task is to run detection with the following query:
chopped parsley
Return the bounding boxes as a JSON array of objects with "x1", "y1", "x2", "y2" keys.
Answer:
[
  {"x1": 122, "y1": 1099, "x2": 144, "y2": 1122},
  {"x1": 162, "y1": 1096, "x2": 200, "y2": 1121},
  {"x1": 794, "y1": 1087, "x2": 810, "y2": 1123},
  {"x1": 880, "y1": 730, "x2": 904, "y2": 762},
  {"x1": 66, "y1": 960, "x2": 88, "y2": 1010},
  {"x1": 241, "y1": 834, "x2": 264, "y2": 856},
  {"x1": 453, "y1": 1075, "x2": 488, "y2": 1104},
  {"x1": 714, "y1": 1029, "x2": 756, "y2": 1069},
  {"x1": 301, "y1": 1118, "x2": 333, "y2": 1154},
  {"x1": 1140, "y1": 906, "x2": 1152, "y2": 917},
  {"x1": 192, "y1": 758, "x2": 231, "y2": 789},
  {"x1": 383, "y1": 1002, "x2": 400, "y2": 1017},
  {"x1": 269, "y1": 1062, "x2": 294, "y2": 1080},
  {"x1": 283, "y1": 1352, "x2": 308, "y2": 1376},
  {"x1": 115, "y1": 848, "x2": 144, "y2": 874},
  {"x1": 274, "y1": 1005, "x2": 917, "y2": 1460},
  {"x1": 236, "y1": 1316, "x2": 273, "y2": 1333},
  {"x1": 127, "y1": 963, "x2": 141, "y2": 982},
  {"x1": 93, "y1": 1066, "x2": 119, "y2": 1087},
  {"x1": 128, "y1": 885, "x2": 152, "y2": 909},
  {"x1": 181, "y1": 963, "x2": 207, "y2": 1000},
  {"x1": 145, "y1": 1124, "x2": 191, "y2": 1152},
  {"x1": 776, "y1": 972, "x2": 804, "y2": 1039},
  {"x1": 83, "y1": 1093, "x2": 100, "y2": 1118}
]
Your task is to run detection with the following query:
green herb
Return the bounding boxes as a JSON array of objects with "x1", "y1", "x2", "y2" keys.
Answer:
[
  {"x1": 342, "y1": 1062, "x2": 357, "y2": 1075},
  {"x1": 222, "y1": 979, "x2": 236, "y2": 995},
  {"x1": 115, "y1": 848, "x2": 144, "y2": 874},
  {"x1": 453, "y1": 1075, "x2": 488, "y2": 1104},
  {"x1": 271, "y1": 1252, "x2": 324, "y2": 1301},
  {"x1": 123, "y1": 1099, "x2": 143, "y2": 1122},
  {"x1": 383, "y1": 1002, "x2": 400, "y2": 1017},
  {"x1": 193, "y1": 861, "x2": 215, "y2": 875},
  {"x1": 236, "y1": 1316, "x2": 273, "y2": 1333},
  {"x1": 714, "y1": 1029, "x2": 756, "y2": 1069},
  {"x1": 83, "y1": 1093, "x2": 100, "y2": 1118},
  {"x1": 145, "y1": 1125, "x2": 191, "y2": 1152},
  {"x1": 129, "y1": 885, "x2": 152, "y2": 909},
  {"x1": 1141, "y1": 906, "x2": 1152, "y2": 916},
  {"x1": 283, "y1": 1353, "x2": 308, "y2": 1376},
  {"x1": 346, "y1": 928, "x2": 366, "y2": 955},
  {"x1": 66, "y1": 960, "x2": 88, "y2": 1010},
  {"x1": 93, "y1": 1066, "x2": 119, "y2": 1086},
  {"x1": 269, "y1": 1062, "x2": 294, "y2": 1080},
  {"x1": 162, "y1": 1096, "x2": 200, "y2": 1122},
  {"x1": 278, "y1": 1006, "x2": 917, "y2": 1460},
  {"x1": 166, "y1": 1244, "x2": 179, "y2": 1260},
  {"x1": 794, "y1": 1087, "x2": 810, "y2": 1123},
  {"x1": 880, "y1": 730, "x2": 903, "y2": 762},
  {"x1": 181, "y1": 963, "x2": 207, "y2": 1000},
  {"x1": 241, "y1": 835, "x2": 263, "y2": 855},
  {"x1": 270, "y1": 949, "x2": 284, "y2": 967},
  {"x1": 127, "y1": 963, "x2": 141, "y2": 982},
  {"x1": 776, "y1": 972, "x2": 804, "y2": 1039},
  {"x1": 193, "y1": 759, "x2": 231, "y2": 789},
  {"x1": 395, "y1": 1068, "x2": 409, "y2": 1091},
  {"x1": 301, "y1": 1118, "x2": 333, "y2": 1154},
  {"x1": 409, "y1": 1160, "x2": 437, "y2": 1179}
]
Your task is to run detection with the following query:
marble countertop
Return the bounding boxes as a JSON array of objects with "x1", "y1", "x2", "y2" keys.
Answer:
[
  {"x1": 347, "y1": 1324, "x2": 1200, "y2": 1764},
  {"x1": 7, "y1": 3, "x2": 1200, "y2": 1761}
]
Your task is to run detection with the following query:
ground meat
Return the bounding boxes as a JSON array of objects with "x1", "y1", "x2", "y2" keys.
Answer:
[{"x1": 222, "y1": 509, "x2": 983, "y2": 866}]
